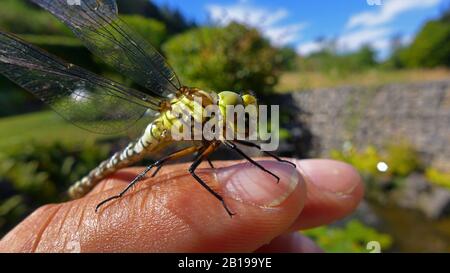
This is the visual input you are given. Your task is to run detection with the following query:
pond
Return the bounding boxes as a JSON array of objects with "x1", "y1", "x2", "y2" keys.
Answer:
[{"x1": 369, "y1": 202, "x2": 450, "y2": 252}]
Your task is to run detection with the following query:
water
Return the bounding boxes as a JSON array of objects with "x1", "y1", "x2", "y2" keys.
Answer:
[{"x1": 370, "y1": 202, "x2": 450, "y2": 252}]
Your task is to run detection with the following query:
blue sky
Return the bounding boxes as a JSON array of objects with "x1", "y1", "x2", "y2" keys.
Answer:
[{"x1": 153, "y1": 0, "x2": 449, "y2": 58}]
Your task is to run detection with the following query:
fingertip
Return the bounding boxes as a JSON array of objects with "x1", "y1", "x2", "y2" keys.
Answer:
[
  {"x1": 290, "y1": 159, "x2": 364, "y2": 230},
  {"x1": 297, "y1": 159, "x2": 363, "y2": 196}
]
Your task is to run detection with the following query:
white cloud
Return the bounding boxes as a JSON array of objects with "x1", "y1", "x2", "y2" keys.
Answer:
[
  {"x1": 347, "y1": 0, "x2": 442, "y2": 29},
  {"x1": 337, "y1": 28, "x2": 391, "y2": 52},
  {"x1": 297, "y1": 28, "x2": 392, "y2": 57},
  {"x1": 206, "y1": 2, "x2": 307, "y2": 46},
  {"x1": 265, "y1": 23, "x2": 307, "y2": 46},
  {"x1": 296, "y1": 41, "x2": 325, "y2": 55}
]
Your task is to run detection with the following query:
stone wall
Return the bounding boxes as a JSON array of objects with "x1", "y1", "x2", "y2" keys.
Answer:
[{"x1": 278, "y1": 80, "x2": 450, "y2": 171}]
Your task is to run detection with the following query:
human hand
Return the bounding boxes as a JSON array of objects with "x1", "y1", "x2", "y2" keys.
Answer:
[{"x1": 0, "y1": 158, "x2": 363, "y2": 253}]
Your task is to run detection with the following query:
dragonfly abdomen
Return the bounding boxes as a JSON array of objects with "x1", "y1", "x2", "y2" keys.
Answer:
[{"x1": 68, "y1": 119, "x2": 170, "y2": 199}]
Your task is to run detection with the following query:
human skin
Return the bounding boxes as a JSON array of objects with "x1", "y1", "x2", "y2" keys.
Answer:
[{"x1": 0, "y1": 158, "x2": 364, "y2": 253}]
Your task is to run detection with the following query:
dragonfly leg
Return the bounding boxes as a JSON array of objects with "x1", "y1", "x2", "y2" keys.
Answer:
[
  {"x1": 223, "y1": 141, "x2": 280, "y2": 183},
  {"x1": 207, "y1": 158, "x2": 215, "y2": 169},
  {"x1": 233, "y1": 140, "x2": 296, "y2": 168},
  {"x1": 95, "y1": 164, "x2": 154, "y2": 212},
  {"x1": 189, "y1": 143, "x2": 235, "y2": 217},
  {"x1": 150, "y1": 146, "x2": 201, "y2": 177},
  {"x1": 95, "y1": 145, "x2": 201, "y2": 212},
  {"x1": 193, "y1": 152, "x2": 215, "y2": 169}
]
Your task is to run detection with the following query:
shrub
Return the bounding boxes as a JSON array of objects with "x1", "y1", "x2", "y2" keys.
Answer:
[
  {"x1": 303, "y1": 220, "x2": 393, "y2": 252},
  {"x1": 425, "y1": 168, "x2": 450, "y2": 190},
  {"x1": 163, "y1": 23, "x2": 285, "y2": 96},
  {"x1": 385, "y1": 142, "x2": 421, "y2": 177},
  {"x1": 0, "y1": 141, "x2": 111, "y2": 236},
  {"x1": 331, "y1": 145, "x2": 382, "y2": 177},
  {"x1": 331, "y1": 142, "x2": 421, "y2": 179}
]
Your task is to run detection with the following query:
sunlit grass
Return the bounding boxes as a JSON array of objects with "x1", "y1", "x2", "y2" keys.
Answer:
[
  {"x1": 275, "y1": 68, "x2": 450, "y2": 92},
  {"x1": 0, "y1": 111, "x2": 108, "y2": 151}
]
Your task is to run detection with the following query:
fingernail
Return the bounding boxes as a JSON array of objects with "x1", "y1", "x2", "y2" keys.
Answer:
[
  {"x1": 216, "y1": 161, "x2": 300, "y2": 207},
  {"x1": 298, "y1": 159, "x2": 360, "y2": 195}
]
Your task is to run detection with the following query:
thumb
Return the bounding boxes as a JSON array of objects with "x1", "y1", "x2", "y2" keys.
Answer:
[{"x1": 0, "y1": 161, "x2": 305, "y2": 252}]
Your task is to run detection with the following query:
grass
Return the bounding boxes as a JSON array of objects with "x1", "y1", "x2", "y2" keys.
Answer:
[
  {"x1": 0, "y1": 111, "x2": 109, "y2": 151},
  {"x1": 275, "y1": 68, "x2": 450, "y2": 92}
]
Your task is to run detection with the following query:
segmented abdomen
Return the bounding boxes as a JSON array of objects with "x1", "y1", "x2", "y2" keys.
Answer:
[{"x1": 68, "y1": 118, "x2": 169, "y2": 199}]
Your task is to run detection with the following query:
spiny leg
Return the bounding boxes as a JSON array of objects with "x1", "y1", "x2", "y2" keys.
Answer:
[
  {"x1": 233, "y1": 140, "x2": 296, "y2": 168},
  {"x1": 189, "y1": 143, "x2": 235, "y2": 217},
  {"x1": 223, "y1": 141, "x2": 280, "y2": 183},
  {"x1": 95, "y1": 145, "x2": 201, "y2": 212}
]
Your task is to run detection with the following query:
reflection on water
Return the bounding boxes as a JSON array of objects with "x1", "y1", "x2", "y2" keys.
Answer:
[{"x1": 370, "y1": 202, "x2": 450, "y2": 252}]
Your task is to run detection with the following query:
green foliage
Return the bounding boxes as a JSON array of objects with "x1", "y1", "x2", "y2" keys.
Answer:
[
  {"x1": 278, "y1": 47, "x2": 299, "y2": 71},
  {"x1": 425, "y1": 168, "x2": 450, "y2": 189},
  {"x1": 385, "y1": 142, "x2": 421, "y2": 177},
  {"x1": 303, "y1": 220, "x2": 393, "y2": 252},
  {"x1": 121, "y1": 15, "x2": 168, "y2": 48},
  {"x1": 331, "y1": 146, "x2": 382, "y2": 177},
  {"x1": 392, "y1": 8, "x2": 450, "y2": 68},
  {"x1": 331, "y1": 142, "x2": 421, "y2": 179},
  {"x1": 298, "y1": 45, "x2": 378, "y2": 75},
  {"x1": 0, "y1": 0, "x2": 71, "y2": 36},
  {"x1": 0, "y1": 141, "x2": 111, "y2": 236},
  {"x1": 398, "y1": 20, "x2": 450, "y2": 68},
  {"x1": 163, "y1": 23, "x2": 285, "y2": 96},
  {"x1": 0, "y1": 111, "x2": 111, "y2": 150}
]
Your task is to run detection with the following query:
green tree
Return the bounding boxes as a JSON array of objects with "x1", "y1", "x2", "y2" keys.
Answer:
[
  {"x1": 298, "y1": 45, "x2": 378, "y2": 74},
  {"x1": 350, "y1": 45, "x2": 377, "y2": 68},
  {"x1": 163, "y1": 23, "x2": 285, "y2": 95},
  {"x1": 396, "y1": 8, "x2": 450, "y2": 68},
  {"x1": 121, "y1": 15, "x2": 168, "y2": 48}
]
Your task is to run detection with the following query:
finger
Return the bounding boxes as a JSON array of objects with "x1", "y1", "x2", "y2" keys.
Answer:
[
  {"x1": 160, "y1": 158, "x2": 363, "y2": 231},
  {"x1": 255, "y1": 232, "x2": 323, "y2": 253},
  {"x1": 292, "y1": 159, "x2": 364, "y2": 230},
  {"x1": 0, "y1": 161, "x2": 305, "y2": 253}
]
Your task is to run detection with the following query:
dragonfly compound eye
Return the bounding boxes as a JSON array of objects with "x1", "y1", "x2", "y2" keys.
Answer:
[
  {"x1": 218, "y1": 91, "x2": 243, "y2": 107},
  {"x1": 242, "y1": 94, "x2": 257, "y2": 107}
]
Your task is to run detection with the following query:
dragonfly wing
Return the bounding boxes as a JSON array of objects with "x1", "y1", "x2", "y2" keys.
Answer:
[
  {"x1": 0, "y1": 31, "x2": 161, "y2": 135},
  {"x1": 31, "y1": 0, "x2": 181, "y2": 98}
]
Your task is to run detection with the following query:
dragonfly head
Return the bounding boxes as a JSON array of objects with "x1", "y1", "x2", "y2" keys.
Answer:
[
  {"x1": 217, "y1": 91, "x2": 258, "y2": 139},
  {"x1": 217, "y1": 91, "x2": 258, "y2": 109}
]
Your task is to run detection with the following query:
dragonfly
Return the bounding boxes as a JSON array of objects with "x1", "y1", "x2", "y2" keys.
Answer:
[{"x1": 0, "y1": 0, "x2": 294, "y2": 216}]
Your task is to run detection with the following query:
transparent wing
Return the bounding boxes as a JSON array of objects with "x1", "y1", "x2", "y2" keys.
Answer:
[
  {"x1": 31, "y1": 0, "x2": 181, "y2": 98},
  {"x1": 0, "y1": 31, "x2": 161, "y2": 134}
]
